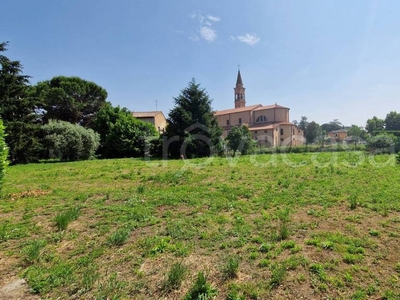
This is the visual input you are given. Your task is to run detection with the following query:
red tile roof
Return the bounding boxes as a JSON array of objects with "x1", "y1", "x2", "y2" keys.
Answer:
[
  {"x1": 132, "y1": 111, "x2": 165, "y2": 118},
  {"x1": 214, "y1": 104, "x2": 263, "y2": 116}
]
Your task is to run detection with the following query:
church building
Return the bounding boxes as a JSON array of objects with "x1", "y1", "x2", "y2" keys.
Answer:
[{"x1": 214, "y1": 71, "x2": 304, "y2": 147}]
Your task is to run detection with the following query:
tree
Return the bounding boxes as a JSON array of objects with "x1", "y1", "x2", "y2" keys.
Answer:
[
  {"x1": 321, "y1": 119, "x2": 342, "y2": 133},
  {"x1": 384, "y1": 111, "x2": 400, "y2": 132},
  {"x1": 166, "y1": 79, "x2": 222, "y2": 158},
  {"x1": 298, "y1": 116, "x2": 309, "y2": 132},
  {"x1": 92, "y1": 103, "x2": 158, "y2": 158},
  {"x1": 226, "y1": 125, "x2": 254, "y2": 156},
  {"x1": 305, "y1": 121, "x2": 322, "y2": 144},
  {"x1": 0, "y1": 119, "x2": 8, "y2": 191},
  {"x1": 34, "y1": 76, "x2": 108, "y2": 127},
  {"x1": 367, "y1": 133, "x2": 397, "y2": 154},
  {"x1": 365, "y1": 116, "x2": 384, "y2": 135},
  {"x1": 42, "y1": 120, "x2": 100, "y2": 161},
  {"x1": 0, "y1": 42, "x2": 42, "y2": 164}
]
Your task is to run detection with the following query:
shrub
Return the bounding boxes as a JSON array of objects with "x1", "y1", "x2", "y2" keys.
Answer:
[
  {"x1": 367, "y1": 133, "x2": 396, "y2": 154},
  {"x1": 0, "y1": 119, "x2": 8, "y2": 191},
  {"x1": 42, "y1": 120, "x2": 100, "y2": 161}
]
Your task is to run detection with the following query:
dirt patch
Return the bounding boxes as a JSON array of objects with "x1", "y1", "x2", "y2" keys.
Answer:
[{"x1": 0, "y1": 278, "x2": 40, "y2": 300}]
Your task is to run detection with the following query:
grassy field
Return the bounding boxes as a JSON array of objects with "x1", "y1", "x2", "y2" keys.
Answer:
[{"x1": 1, "y1": 152, "x2": 400, "y2": 299}]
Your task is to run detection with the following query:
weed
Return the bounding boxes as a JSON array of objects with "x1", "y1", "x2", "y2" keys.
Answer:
[
  {"x1": 320, "y1": 241, "x2": 334, "y2": 250},
  {"x1": 81, "y1": 265, "x2": 99, "y2": 292},
  {"x1": 184, "y1": 272, "x2": 217, "y2": 300},
  {"x1": 221, "y1": 256, "x2": 240, "y2": 280},
  {"x1": 162, "y1": 262, "x2": 188, "y2": 292},
  {"x1": 269, "y1": 263, "x2": 287, "y2": 288},
  {"x1": 107, "y1": 227, "x2": 130, "y2": 246},
  {"x1": 309, "y1": 263, "x2": 326, "y2": 282},
  {"x1": 395, "y1": 262, "x2": 400, "y2": 273},
  {"x1": 349, "y1": 194, "x2": 357, "y2": 210},
  {"x1": 137, "y1": 184, "x2": 145, "y2": 194},
  {"x1": 258, "y1": 259, "x2": 270, "y2": 268},
  {"x1": 368, "y1": 229, "x2": 380, "y2": 237},
  {"x1": 258, "y1": 243, "x2": 274, "y2": 253},
  {"x1": 21, "y1": 239, "x2": 46, "y2": 264},
  {"x1": 343, "y1": 253, "x2": 362, "y2": 264},
  {"x1": 54, "y1": 206, "x2": 80, "y2": 231}
]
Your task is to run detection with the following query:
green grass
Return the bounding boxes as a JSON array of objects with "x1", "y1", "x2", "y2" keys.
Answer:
[
  {"x1": 162, "y1": 262, "x2": 188, "y2": 292},
  {"x1": 1, "y1": 152, "x2": 400, "y2": 299}
]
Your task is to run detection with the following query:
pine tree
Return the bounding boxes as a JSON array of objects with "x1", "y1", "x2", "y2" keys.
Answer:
[
  {"x1": 166, "y1": 79, "x2": 222, "y2": 158},
  {"x1": 0, "y1": 42, "x2": 42, "y2": 164}
]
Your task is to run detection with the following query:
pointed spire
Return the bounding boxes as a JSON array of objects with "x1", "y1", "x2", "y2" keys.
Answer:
[{"x1": 236, "y1": 69, "x2": 243, "y2": 86}]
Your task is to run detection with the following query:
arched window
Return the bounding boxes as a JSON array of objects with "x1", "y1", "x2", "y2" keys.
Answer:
[
  {"x1": 256, "y1": 115, "x2": 267, "y2": 123},
  {"x1": 280, "y1": 128, "x2": 284, "y2": 135}
]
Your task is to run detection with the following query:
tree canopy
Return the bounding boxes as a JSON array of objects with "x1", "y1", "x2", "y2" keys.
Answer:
[
  {"x1": 34, "y1": 76, "x2": 108, "y2": 127},
  {"x1": 92, "y1": 103, "x2": 158, "y2": 158},
  {"x1": 0, "y1": 41, "x2": 42, "y2": 164},
  {"x1": 365, "y1": 116, "x2": 385, "y2": 135},
  {"x1": 166, "y1": 79, "x2": 222, "y2": 158},
  {"x1": 226, "y1": 125, "x2": 254, "y2": 156},
  {"x1": 305, "y1": 121, "x2": 322, "y2": 144},
  {"x1": 384, "y1": 111, "x2": 400, "y2": 132}
]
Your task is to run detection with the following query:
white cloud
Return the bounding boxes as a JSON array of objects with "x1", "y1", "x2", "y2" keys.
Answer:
[
  {"x1": 188, "y1": 12, "x2": 221, "y2": 43},
  {"x1": 234, "y1": 33, "x2": 260, "y2": 46},
  {"x1": 207, "y1": 15, "x2": 221, "y2": 23},
  {"x1": 200, "y1": 26, "x2": 217, "y2": 42}
]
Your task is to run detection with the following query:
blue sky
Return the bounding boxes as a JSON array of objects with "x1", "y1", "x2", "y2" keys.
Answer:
[{"x1": 2, "y1": 0, "x2": 400, "y2": 127}]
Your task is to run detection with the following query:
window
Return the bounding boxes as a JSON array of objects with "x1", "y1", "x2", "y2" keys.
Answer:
[
  {"x1": 239, "y1": 118, "x2": 242, "y2": 125},
  {"x1": 226, "y1": 120, "x2": 230, "y2": 126},
  {"x1": 264, "y1": 130, "x2": 267, "y2": 133},
  {"x1": 280, "y1": 138, "x2": 284, "y2": 142},
  {"x1": 293, "y1": 129, "x2": 295, "y2": 135},
  {"x1": 255, "y1": 131, "x2": 258, "y2": 134},
  {"x1": 280, "y1": 128, "x2": 284, "y2": 135},
  {"x1": 256, "y1": 115, "x2": 267, "y2": 123}
]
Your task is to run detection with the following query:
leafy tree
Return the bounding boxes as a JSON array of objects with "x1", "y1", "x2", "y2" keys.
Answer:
[
  {"x1": 34, "y1": 76, "x2": 107, "y2": 127},
  {"x1": 226, "y1": 125, "x2": 255, "y2": 156},
  {"x1": 384, "y1": 111, "x2": 400, "y2": 132},
  {"x1": 0, "y1": 42, "x2": 42, "y2": 164},
  {"x1": 166, "y1": 79, "x2": 222, "y2": 158},
  {"x1": 298, "y1": 116, "x2": 309, "y2": 132},
  {"x1": 92, "y1": 103, "x2": 158, "y2": 158},
  {"x1": 347, "y1": 124, "x2": 368, "y2": 141},
  {"x1": 42, "y1": 120, "x2": 100, "y2": 161},
  {"x1": 365, "y1": 116, "x2": 384, "y2": 135},
  {"x1": 305, "y1": 121, "x2": 322, "y2": 144},
  {"x1": 366, "y1": 133, "x2": 397, "y2": 154},
  {"x1": 321, "y1": 119, "x2": 342, "y2": 133},
  {"x1": 0, "y1": 119, "x2": 8, "y2": 191}
]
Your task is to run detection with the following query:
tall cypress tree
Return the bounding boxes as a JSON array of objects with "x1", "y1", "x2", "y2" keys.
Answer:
[{"x1": 166, "y1": 79, "x2": 222, "y2": 158}]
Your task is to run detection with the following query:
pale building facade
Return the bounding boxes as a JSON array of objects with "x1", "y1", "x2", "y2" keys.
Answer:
[
  {"x1": 214, "y1": 71, "x2": 304, "y2": 147},
  {"x1": 132, "y1": 111, "x2": 167, "y2": 134}
]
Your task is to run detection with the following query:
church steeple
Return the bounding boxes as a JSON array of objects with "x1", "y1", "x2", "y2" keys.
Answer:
[{"x1": 234, "y1": 69, "x2": 246, "y2": 108}]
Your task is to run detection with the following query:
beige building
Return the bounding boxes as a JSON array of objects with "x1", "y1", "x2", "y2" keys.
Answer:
[
  {"x1": 132, "y1": 111, "x2": 167, "y2": 134},
  {"x1": 214, "y1": 71, "x2": 303, "y2": 147},
  {"x1": 327, "y1": 129, "x2": 348, "y2": 142}
]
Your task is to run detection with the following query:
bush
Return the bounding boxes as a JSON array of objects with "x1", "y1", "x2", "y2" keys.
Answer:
[
  {"x1": 42, "y1": 120, "x2": 100, "y2": 161},
  {"x1": 367, "y1": 133, "x2": 396, "y2": 154},
  {"x1": 0, "y1": 119, "x2": 8, "y2": 191}
]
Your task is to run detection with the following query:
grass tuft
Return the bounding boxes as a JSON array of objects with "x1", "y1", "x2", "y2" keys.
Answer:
[{"x1": 162, "y1": 262, "x2": 188, "y2": 292}]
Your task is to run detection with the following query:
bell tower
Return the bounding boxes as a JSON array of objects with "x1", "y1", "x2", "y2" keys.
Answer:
[{"x1": 234, "y1": 69, "x2": 246, "y2": 108}]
